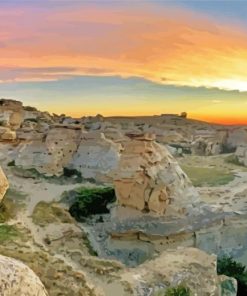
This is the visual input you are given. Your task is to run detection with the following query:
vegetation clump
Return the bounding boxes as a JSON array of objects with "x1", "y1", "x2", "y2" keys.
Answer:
[
  {"x1": 7, "y1": 160, "x2": 15, "y2": 167},
  {"x1": 217, "y1": 256, "x2": 247, "y2": 296},
  {"x1": 69, "y1": 187, "x2": 116, "y2": 221},
  {"x1": 0, "y1": 225, "x2": 19, "y2": 243},
  {"x1": 32, "y1": 201, "x2": 74, "y2": 226},
  {"x1": 181, "y1": 165, "x2": 235, "y2": 187},
  {"x1": 63, "y1": 167, "x2": 82, "y2": 178},
  {"x1": 225, "y1": 154, "x2": 244, "y2": 166},
  {"x1": 154, "y1": 285, "x2": 191, "y2": 296}
]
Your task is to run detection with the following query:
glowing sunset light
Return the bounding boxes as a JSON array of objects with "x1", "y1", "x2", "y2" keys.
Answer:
[{"x1": 0, "y1": 0, "x2": 246, "y2": 124}]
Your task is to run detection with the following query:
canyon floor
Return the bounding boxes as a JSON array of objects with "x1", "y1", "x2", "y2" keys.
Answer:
[{"x1": 1, "y1": 145, "x2": 247, "y2": 295}]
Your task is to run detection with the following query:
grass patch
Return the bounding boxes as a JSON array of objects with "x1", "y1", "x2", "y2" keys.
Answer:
[
  {"x1": 0, "y1": 199, "x2": 16, "y2": 222},
  {"x1": 84, "y1": 236, "x2": 98, "y2": 256},
  {"x1": 68, "y1": 187, "x2": 116, "y2": 221},
  {"x1": 217, "y1": 256, "x2": 247, "y2": 296},
  {"x1": 0, "y1": 224, "x2": 19, "y2": 242},
  {"x1": 32, "y1": 201, "x2": 74, "y2": 226},
  {"x1": 0, "y1": 188, "x2": 26, "y2": 222},
  {"x1": 181, "y1": 165, "x2": 235, "y2": 187},
  {"x1": 225, "y1": 154, "x2": 244, "y2": 166}
]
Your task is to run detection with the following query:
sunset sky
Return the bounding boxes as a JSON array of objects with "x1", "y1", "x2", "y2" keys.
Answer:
[{"x1": 0, "y1": 1, "x2": 247, "y2": 124}]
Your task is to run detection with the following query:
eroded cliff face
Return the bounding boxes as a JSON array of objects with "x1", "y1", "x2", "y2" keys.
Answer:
[
  {"x1": 114, "y1": 133, "x2": 198, "y2": 216},
  {"x1": 0, "y1": 254, "x2": 48, "y2": 296}
]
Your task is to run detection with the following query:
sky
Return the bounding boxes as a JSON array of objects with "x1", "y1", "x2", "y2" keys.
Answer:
[{"x1": 0, "y1": 0, "x2": 247, "y2": 124}]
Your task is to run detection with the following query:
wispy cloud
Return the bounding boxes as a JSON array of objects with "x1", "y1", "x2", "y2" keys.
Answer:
[{"x1": 0, "y1": 3, "x2": 247, "y2": 91}]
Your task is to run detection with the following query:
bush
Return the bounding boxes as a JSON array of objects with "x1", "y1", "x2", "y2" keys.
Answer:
[
  {"x1": 217, "y1": 256, "x2": 247, "y2": 296},
  {"x1": 69, "y1": 187, "x2": 116, "y2": 221},
  {"x1": 154, "y1": 285, "x2": 191, "y2": 296},
  {"x1": 7, "y1": 160, "x2": 15, "y2": 167},
  {"x1": 0, "y1": 224, "x2": 19, "y2": 242},
  {"x1": 63, "y1": 167, "x2": 81, "y2": 178}
]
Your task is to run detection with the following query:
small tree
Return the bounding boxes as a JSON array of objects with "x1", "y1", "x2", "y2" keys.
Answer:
[
  {"x1": 180, "y1": 112, "x2": 187, "y2": 118},
  {"x1": 217, "y1": 256, "x2": 247, "y2": 296}
]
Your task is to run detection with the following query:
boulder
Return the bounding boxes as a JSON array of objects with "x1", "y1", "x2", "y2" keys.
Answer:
[
  {"x1": 69, "y1": 131, "x2": 121, "y2": 182},
  {"x1": 15, "y1": 125, "x2": 81, "y2": 176},
  {"x1": 0, "y1": 254, "x2": 48, "y2": 295},
  {"x1": 235, "y1": 145, "x2": 247, "y2": 166},
  {"x1": 1, "y1": 129, "x2": 17, "y2": 141},
  {"x1": 227, "y1": 127, "x2": 247, "y2": 150},
  {"x1": 0, "y1": 99, "x2": 24, "y2": 129},
  {"x1": 114, "y1": 133, "x2": 198, "y2": 216},
  {"x1": 120, "y1": 247, "x2": 237, "y2": 296},
  {"x1": 0, "y1": 166, "x2": 9, "y2": 202}
]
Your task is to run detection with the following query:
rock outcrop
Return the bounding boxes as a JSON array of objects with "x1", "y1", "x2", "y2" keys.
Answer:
[
  {"x1": 0, "y1": 166, "x2": 9, "y2": 203},
  {"x1": 0, "y1": 99, "x2": 24, "y2": 129},
  {"x1": 235, "y1": 145, "x2": 247, "y2": 166},
  {"x1": 191, "y1": 131, "x2": 227, "y2": 156},
  {"x1": 0, "y1": 254, "x2": 48, "y2": 296},
  {"x1": 120, "y1": 247, "x2": 237, "y2": 296},
  {"x1": 69, "y1": 131, "x2": 121, "y2": 182},
  {"x1": 15, "y1": 125, "x2": 81, "y2": 176},
  {"x1": 227, "y1": 127, "x2": 247, "y2": 150},
  {"x1": 114, "y1": 133, "x2": 198, "y2": 216}
]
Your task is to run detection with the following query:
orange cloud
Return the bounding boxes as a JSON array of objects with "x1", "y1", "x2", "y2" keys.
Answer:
[{"x1": 1, "y1": 4, "x2": 247, "y2": 91}]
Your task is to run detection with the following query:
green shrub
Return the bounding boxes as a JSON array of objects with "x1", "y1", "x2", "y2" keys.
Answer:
[
  {"x1": 0, "y1": 224, "x2": 19, "y2": 242},
  {"x1": 7, "y1": 160, "x2": 15, "y2": 167},
  {"x1": 69, "y1": 187, "x2": 116, "y2": 221},
  {"x1": 217, "y1": 256, "x2": 247, "y2": 296},
  {"x1": 63, "y1": 167, "x2": 81, "y2": 178},
  {"x1": 154, "y1": 285, "x2": 191, "y2": 296}
]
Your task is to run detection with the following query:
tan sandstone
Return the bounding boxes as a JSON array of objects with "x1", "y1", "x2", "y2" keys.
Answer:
[
  {"x1": 0, "y1": 254, "x2": 48, "y2": 296},
  {"x1": 114, "y1": 133, "x2": 198, "y2": 216},
  {"x1": 0, "y1": 166, "x2": 9, "y2": 203},
  {"x1": 121, "y1": 247, "x2": 237, "y2": 296}
]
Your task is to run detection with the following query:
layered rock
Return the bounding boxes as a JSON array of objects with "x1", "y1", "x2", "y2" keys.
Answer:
[
  {"x1": 191, "y1": 131, "x2": 227, "y2": 156},
  {"x1": 235, "y1": 145, "x2": 247, "y2": 166},
  {"x1": 114, "y1": 133, "x2": 198, "y2": 216},
  {"x1": 15, "y1": 125, "x2": 81, "y2": 176},
  {"x1": 121, "y1": 247, "x2": 237, "y2": 296},
  {"x1": 227, "y1": 127, "x2": 247, "y2": 150},
  {"x1": 0, "y1": 254, "x2": 48, "y2": 296},
  {"x1": 0, "y1": 166, "x2": 9, "y2": 202},
  {"x1": 0, "y1": 99, "x2": 24, "y2": 129},
  {"x1": 69, "y1": 131, "x2": 121, "y2": 182}
]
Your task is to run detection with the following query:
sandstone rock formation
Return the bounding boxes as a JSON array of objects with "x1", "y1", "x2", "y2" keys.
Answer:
[
  {"x1": 227, "y1": 127, "x2": 247, "y2": 150},
  {"x1": 15, "y1": 128, "x2": 121, "y2": 180},
  {"x1": 15, "y1": 125, "x2": 81, "y2": 176},
  {"x1": 191, "y1": 131, "x2": 227, "y2": 156},
  {"x1": 0, "y1": 254, "x2": 48, "y2": 296},
  {"x1": 69, "y1": 131, "x2": 121, "y2": 181},
  {"x1": 120, "y1": 247, "x2": 237, "y2": 296},
  {"x1": 0, "y1": 166, "x2": 9, "y2": 203},
  {"x1": 235, "y1": 145, "x2": 247, "y2": 166},
  {"x1": 114, "y1": 133, "x2": 198, "y2": 216},
  {"x1": 0, "y1": 99, "x2": 24, "y2": 129}
]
